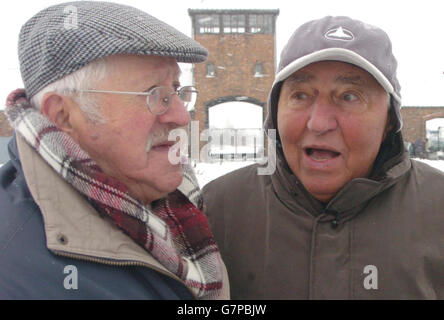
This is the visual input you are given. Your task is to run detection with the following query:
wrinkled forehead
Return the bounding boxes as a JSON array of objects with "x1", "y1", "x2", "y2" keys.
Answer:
[{"x1": 284, "y1": 60, "x2": 384, "y2": 91}]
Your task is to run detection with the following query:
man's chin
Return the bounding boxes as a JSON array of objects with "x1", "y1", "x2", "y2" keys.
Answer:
[
  {"x1": 132, "y1": 174, "x2": 184, "y2": 204},
  {"x1": 156, "y1": 170, "x2": 184, "y2": 193}
]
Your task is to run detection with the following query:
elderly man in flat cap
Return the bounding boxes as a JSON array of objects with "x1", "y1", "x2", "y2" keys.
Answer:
[
  {"x1": 0, "y1": 1, "x2": 228, "y2": 299},
  {"x1": 203, "y1": 16, "x2": 444, "y2": 299}
]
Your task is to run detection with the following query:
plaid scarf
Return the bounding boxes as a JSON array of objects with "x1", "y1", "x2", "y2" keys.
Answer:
[{"x1": 5, "y1": 89, "x2": 223, "y2": 299}]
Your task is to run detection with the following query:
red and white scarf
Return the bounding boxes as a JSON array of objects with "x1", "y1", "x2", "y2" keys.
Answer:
[{"x1": 5, "y1": 88, "x2": 223, "y2": 299}]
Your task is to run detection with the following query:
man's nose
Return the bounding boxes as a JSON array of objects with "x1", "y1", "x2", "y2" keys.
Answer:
[
  {"x1": 157, "y1": 94, "x2": 191, "y2": 127},
  {"x1": 306, "y1": 96, "x2": 338, "y2": 134}
]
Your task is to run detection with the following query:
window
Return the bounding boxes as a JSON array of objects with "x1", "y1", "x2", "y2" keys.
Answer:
[
  {"x1": 206, "y1": 63, "x2": 215, "y2": 77},
  {"x1": 254, "y1": 63, "x2": 264, "y2": 77},
  {"x1": 248, "y1": 14, "x2": 273, "y2": 34},
  {"x1": 195, "y1": 14, "x2": 220, "y2": 34},
  {"x1": 193, "y1": 10, "x2": 278, "y2": 34},
  {"x1": 222, "y1": 14, "x2": 246, "y2": 34},
  {"x1": 191, "y1": 11, "x2": 277, "y2": 35}
]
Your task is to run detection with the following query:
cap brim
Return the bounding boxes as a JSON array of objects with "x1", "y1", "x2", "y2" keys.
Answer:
[{"x1": 274, "y1": 48, "x2": 401, "y2": 104}]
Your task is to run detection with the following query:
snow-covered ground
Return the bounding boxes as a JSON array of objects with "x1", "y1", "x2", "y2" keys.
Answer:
[{"x1": 195, "y1": 159, "x2": 444, "y2": 188}]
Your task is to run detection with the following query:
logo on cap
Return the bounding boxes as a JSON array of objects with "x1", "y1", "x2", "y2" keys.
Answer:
[{"x1": 325, "y1": 27, "x2": 354, "y2": 41}]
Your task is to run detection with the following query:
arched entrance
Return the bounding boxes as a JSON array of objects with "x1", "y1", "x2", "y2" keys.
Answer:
[{"x1": 207, "y1": 98, "x2": 264, "y2": 160}]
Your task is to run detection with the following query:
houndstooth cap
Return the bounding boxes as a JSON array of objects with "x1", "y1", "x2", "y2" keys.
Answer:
[{"x1": 18, "y1": 1, "x2": 208, "y2": 98}]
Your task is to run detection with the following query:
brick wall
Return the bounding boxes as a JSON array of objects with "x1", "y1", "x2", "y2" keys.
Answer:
[
  {"x1": 193, "y1": 33, "x2": 275, "y2": 129},
  {"x1": 192, "y1": 33, "x2": 276, "y2": 159}
]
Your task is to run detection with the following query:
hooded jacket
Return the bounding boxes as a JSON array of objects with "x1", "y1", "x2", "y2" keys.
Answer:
[
  {"x1": 0, "y1": 135, "x2": 229, "y2": 299},
  {"x1": 202, "y1": 15, "x2": 443, "y2": 300},
  {"x1": 202, "y1": 129, "x2": 444, "y2": 299}
]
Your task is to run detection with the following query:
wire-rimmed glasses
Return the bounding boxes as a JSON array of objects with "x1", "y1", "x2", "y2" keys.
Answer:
[{"x1": 78, "y1": 86, "x2": 198, "y2": 115}]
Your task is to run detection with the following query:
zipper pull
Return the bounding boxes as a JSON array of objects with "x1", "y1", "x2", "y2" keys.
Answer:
[
  {"x1": 324, "y1": 208, "x2": 340, "y2": 229},
  {"x1": 331, "y1": 216, "x2": 340, "y2": 229}
]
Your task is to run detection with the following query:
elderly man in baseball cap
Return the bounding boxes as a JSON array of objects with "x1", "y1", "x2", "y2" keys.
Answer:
[
  {"x1": 203, "y1": 16, "x2": 444, "y2": 299},
  {"x1": 0, "y1": 1, "x2": 229, "y2": 299}
]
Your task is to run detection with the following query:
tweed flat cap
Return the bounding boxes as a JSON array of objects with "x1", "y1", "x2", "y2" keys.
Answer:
[{"x1": 19, "y1": 1, "x2": 208, "y2": 98}]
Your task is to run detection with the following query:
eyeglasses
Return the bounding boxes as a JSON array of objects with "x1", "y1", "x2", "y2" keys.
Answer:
[{"x1": 77, "y1": 86, "x2": 198, "y2": 115}]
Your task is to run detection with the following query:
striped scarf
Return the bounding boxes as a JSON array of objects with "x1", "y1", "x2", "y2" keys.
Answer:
[{"x1": 5, "y1": 88, "x2": 223, "y2": 299}]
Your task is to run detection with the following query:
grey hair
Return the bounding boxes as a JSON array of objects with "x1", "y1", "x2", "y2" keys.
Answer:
[{"x1": 30, "y1": 57, "x2": 110, "y2": 123}]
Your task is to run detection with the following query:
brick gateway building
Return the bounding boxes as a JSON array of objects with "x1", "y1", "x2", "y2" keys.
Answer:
[{"x1": 188, "y1": 9, "x2": 279, "y2": 161}]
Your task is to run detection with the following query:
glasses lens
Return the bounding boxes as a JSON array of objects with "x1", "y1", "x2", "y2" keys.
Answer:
[
  {"x1": 147, "y1": 87, "x2": 168, "y2": 115},
  {"x1": 147, "y1": 86, "x2": 198, "y2": 114},
  {"x1": 179, "y1": 86, "x2": 197, "y2": 111}
]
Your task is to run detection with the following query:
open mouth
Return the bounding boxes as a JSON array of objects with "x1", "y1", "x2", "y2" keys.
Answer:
[{"x1": 305, "y1": 147, "x2": 341, "y2": 161}]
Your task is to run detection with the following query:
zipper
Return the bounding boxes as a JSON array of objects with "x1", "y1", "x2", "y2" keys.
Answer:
[{"x1": 52, "y1": 249, "x2": 198, "y2": 299}]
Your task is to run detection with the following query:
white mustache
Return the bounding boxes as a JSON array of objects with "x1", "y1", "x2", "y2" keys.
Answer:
[{"x1": 145, "y1": 127, "x2": 172, "y2": 152}]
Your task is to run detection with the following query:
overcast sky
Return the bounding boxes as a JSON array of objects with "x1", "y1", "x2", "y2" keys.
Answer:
[{"x1": 1, "y1": 0, "x2": 444, "y2": 109}]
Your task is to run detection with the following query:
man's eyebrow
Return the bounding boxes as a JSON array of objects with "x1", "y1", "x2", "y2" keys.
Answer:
[
  {"x1": 335, "y1": 75, "x2": 368, "y2": 86},
  {"x1": 286, "y1": 73, "x2": 315, "y2": 83}
]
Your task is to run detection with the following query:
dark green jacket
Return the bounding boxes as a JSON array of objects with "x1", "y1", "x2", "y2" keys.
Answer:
[{"x1": 203, "y1": 134, "x2": 444, "y2": 299}]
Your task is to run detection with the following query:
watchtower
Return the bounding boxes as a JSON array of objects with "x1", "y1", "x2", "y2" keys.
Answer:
[{"x1": 188, "y1": 9, "x2": 279, "y2": 161}]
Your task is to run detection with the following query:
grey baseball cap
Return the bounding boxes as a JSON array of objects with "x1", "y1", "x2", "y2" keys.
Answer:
[
  {"x1": 18, "y1": 1, "x2": 208, "y2": 98},
  {"x1": 264, "y1": 15, "x2": 402, "y2": 134}
]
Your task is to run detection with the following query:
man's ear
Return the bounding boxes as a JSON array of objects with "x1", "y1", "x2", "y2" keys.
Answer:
[{"x1": 40, "y1": 92, "x2": 75, "y2": 134}]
